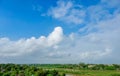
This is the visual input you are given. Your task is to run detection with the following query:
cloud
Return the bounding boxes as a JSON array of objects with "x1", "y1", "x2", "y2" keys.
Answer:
[
  {"x1": 47, "y1": 27, "x2": 63, "y2": 46},
  {"x1": 48, "y1": 0, "x2": 120, "y2": 25},
  {"x1": 0, "y1": 0, "x2": 120, "y2": 64},
  {"x1": 0, "y1": 25, "x2": 115, "y2": 63},
  {"x1": 101, "y1": 0, "x2": 120, "y2": 8},
  {"x1": 31, "y1": 0, "x2": 120, "y2": 63},
  {"x1": 1, "y1": 15, "x2": 120, "y2": 63},
  {"x1": 0, "y1": 26, "x2": 63, "y2": 57},
  {"x1": 77, "y1": 14, "x2": 120, "y2": 63},
  {"x1": 80, "y1": 48, "x2": 111, "y2": 60},
  {"x1": 58, "y1": 14, "x2": 120, "y2": 63},
  {"x1": 48, "y1": 0, "x2": 86, "y2": 25}
]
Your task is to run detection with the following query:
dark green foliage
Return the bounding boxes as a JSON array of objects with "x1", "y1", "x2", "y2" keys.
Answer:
[
  {"x1": 61, "y1": 73, "x2": 65, "y2": 76},
  {"x1": 105, "y1": 65, "x2": 116, "y2": 70},
  {"x1": 0, "y1": 64, "x2": 60, "y2": 76},
  {"x1": 110, "y1": 73, "x2": 120, "y2": 76},
  {"x1": 32, "y1": 64, "x2": 120, "y2": 70},
  {"x1": 48, "y1": 70, "x2": 58, "y2": 76}
]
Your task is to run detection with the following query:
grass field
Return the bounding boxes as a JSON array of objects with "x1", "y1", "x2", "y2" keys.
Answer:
[
  {"x1": 35, "y1": 64, "x2": 120, "y2": 76},
  {"x1": 42, "y1": 67, "x2": 120, "y2": 76}
]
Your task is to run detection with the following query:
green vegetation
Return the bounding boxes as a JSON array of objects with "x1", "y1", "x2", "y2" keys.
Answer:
[
  {"x1": 0, "y1": 63, "x2": 120, "y2": 76},
  {"x1": 0, "y1": 64, "x2": 62, "y2": 76}
]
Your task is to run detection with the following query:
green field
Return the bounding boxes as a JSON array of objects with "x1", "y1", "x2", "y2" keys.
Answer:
[
  {"x1": 37, "y1": 64, "x2": 120, "y2": 76},
  {"x1": 47, "y1": 68, "x2": 120, "y2": 76},
  {"x1": 1, "y1": 64, "x2": 120, "y2": 76}
]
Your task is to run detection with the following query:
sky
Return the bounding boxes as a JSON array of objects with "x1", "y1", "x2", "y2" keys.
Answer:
[{"x1": 0, "y1": 0, "x2": 120, "y2": 64}]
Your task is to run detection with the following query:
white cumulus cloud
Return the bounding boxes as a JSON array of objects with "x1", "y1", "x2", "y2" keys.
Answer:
[{"x1": 0, "y1": 26, "x2": 63, "y2": 57}]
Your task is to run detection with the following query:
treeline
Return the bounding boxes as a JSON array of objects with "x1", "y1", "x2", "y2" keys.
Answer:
[
  {"x1": 0, "y1": 64, "x2": 65, "y2": 76},
  {"x1": 1, "y1": 63, "x2": 120, "y2": 76},
  {"x1": 29, "y1": 63, "x2": 120, "y2": 70}
]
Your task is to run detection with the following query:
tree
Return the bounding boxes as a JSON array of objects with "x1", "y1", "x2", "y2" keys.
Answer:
[{"x1": 105, "y1": 65, "x2": 116, "y2": 70}]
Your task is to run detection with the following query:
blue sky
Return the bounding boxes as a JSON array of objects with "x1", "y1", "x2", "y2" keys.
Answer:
[
  {"x1": 0, "y1": 0, "x2": 57, "y2": 38},
  {"x1": 0, "y1": 0, "x2": 120, "y2": 64},
  {"x1": 0, "y1": 0, "x2": 101, "y2": 39}
]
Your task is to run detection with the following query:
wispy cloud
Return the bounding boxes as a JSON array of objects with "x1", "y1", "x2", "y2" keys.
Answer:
[
  {"x1": 48, "y1": 0, "x2": 86, "y2": 25},
  {"x1": 48, "y1": 0, "x2": 120, "y2": 25}
]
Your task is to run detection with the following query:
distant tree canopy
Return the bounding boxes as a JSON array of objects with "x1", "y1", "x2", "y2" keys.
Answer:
[
  {"x1": 30, "y1": 63, "x2": 120, "y2": 70},
  {"x1": 0, "y1": 64, "x2": 62, "y2": 76}
]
